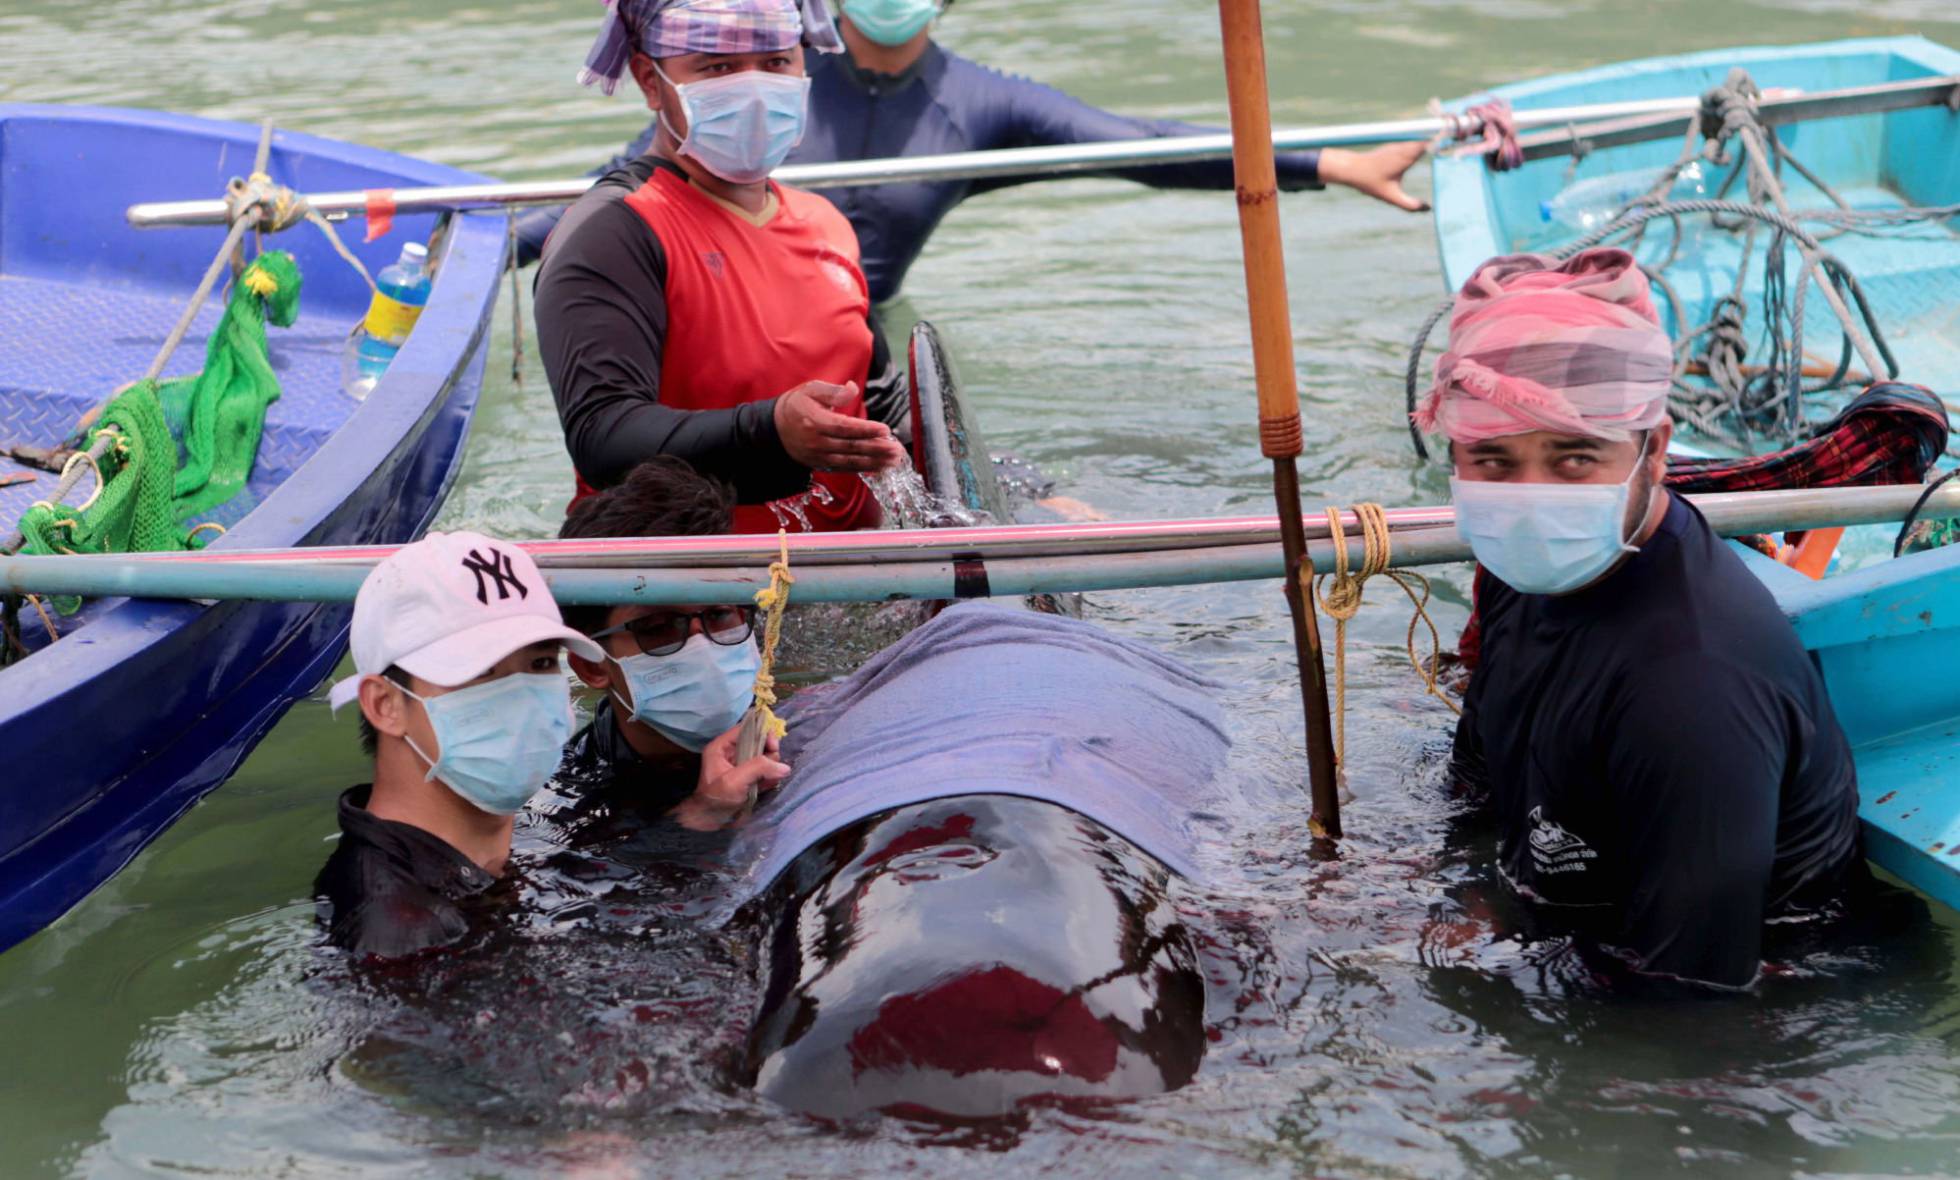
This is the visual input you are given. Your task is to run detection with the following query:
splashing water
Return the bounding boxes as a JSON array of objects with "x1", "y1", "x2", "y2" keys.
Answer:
[
  {"x1": 766, "y1": 493, "x2": 814, "y2": 533},
  {"x1": 861, "y1": 453, "x2": 986, "y2": 530}
]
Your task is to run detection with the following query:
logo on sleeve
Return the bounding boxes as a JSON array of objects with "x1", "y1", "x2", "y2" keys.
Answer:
[
  {"x1": 1527, "y1": 806, "x2": 1597, "y2": 875},
  {"x1": 461, "y1": 547, "x2": 528, "y2": 604}
]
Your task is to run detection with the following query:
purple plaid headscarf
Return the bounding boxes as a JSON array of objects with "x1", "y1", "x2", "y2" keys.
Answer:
[{"x1": 579, "y1": 0, "x2": 844, "y2": 95}]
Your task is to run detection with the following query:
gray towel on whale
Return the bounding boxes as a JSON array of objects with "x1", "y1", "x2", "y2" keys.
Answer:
[{"x1": 724, "y1": 602, "x2": 1232, "y2": 902}]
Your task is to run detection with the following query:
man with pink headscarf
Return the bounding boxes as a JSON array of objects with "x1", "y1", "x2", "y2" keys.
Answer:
[{"x1": 1422, "y1": 248, "x2": 1865, "y2": 992}]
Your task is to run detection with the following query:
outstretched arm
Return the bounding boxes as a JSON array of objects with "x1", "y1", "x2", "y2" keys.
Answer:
[{"x1": 974, "y1": 68, "x2": 1426, "y2": 212}]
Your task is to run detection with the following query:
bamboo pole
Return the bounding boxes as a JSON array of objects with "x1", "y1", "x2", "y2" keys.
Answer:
[{"x1": 1216, "y1": 0, "x2": 1342, "y2": 839}]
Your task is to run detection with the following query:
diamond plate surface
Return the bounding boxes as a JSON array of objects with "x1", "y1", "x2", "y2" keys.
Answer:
[{"x1": 0, "y1": 272, "x2": 347, "y2": 533}]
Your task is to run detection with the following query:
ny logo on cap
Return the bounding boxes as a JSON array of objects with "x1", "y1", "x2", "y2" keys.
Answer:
[{"x1": 461, "y1": 547, "x2": 528, "y2": 604}]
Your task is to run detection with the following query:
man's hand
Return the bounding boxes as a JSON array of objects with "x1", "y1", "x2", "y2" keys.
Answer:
[
  {"x1": 774, "y1": 380, "x2": 906, "y2": 473},
  {"x1": 1317, "y1": 142, "x2": 1431, "y2": 213},
  {"x1": 672, "y1": 723, "x2": 790, "y2": 832}
]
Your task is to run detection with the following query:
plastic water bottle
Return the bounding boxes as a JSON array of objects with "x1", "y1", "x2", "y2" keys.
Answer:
[
  {"x1": 340, "y1": 241, "x2": 432, "y2": 399},
  {"x1": 1539, "y1": 161, "x2": 1707, "y2": 231},
  {"x1": 340, "y1": 330, "x2": 400, "y2": 401}
]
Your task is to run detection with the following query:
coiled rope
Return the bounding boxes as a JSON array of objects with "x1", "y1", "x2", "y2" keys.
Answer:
[{"x1": 1309, "y1": 503, "x2": 1459, "y2": 768}]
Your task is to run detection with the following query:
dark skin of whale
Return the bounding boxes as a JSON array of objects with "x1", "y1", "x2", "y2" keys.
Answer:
[{"x1": 744, "y1": 794, "x2": 1206, "y2": 1120}]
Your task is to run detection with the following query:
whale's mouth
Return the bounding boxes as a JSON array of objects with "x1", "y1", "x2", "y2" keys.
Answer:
[{"x1": 847, "y1": 965, "x2": 1123, "y2": 1084}]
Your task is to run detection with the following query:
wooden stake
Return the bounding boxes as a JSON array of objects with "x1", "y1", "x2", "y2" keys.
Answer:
[{"x1": 1216, "y1": 0, "x2": 1342, "y2": 838}]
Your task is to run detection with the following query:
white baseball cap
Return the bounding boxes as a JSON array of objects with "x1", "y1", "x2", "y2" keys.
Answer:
[{"x1": 327, "y1": 530, "x2": 605, "y2": 711}]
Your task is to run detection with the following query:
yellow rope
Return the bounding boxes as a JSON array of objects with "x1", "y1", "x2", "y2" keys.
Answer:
[
  {"x1": 728, "y1": 530, "x2": 795, "y2": 822},
  {"x1": 186, "y1": 522, "x2": 227, "y2": 543},
  {"x1": 748, "y1": 528, "x2": 796, "y2": 743},
  {"x1": 1309, "y1": 502, "x2": 1460, "y2": 767}
]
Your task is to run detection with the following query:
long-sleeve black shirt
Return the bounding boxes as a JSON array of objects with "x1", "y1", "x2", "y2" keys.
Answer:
[
  {"x1": 1451, "y1": 494, "x2": 1865, "y2": 990},
  {"x1": 532, "y1": 156, "x2": 901, "y2": 501}
]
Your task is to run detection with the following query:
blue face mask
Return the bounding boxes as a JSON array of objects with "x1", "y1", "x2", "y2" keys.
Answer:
[
  {"x1": 658, "y1": 64, "x2": 810, "y2": 185},
  {"x1": 401, "y1": 673, "x2": 574, "y2": 816},
  {"x1": 1450, "y1": 461, "x2": 1646, "y2": 595},
  {"x1": 842, "y1": 0, "x2": 940, "y2": 46},
  {"x1": 612, "y1": 633, "x2": 760, "y2": 753}
]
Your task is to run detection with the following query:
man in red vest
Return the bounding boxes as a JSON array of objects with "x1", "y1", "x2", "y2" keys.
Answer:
[{"x1": 536, "y1": 0, "x2": 906, "y2": 533}]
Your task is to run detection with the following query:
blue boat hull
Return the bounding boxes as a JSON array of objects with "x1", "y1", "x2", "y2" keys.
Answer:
[{"x1": 0, "y1": 106, "x2": 507, "y2": 952}]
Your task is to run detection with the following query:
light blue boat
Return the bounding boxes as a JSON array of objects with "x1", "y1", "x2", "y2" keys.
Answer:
[
  {"x1": 1431, "y1": 39, "x2": 1960, "y2": 912},
  {"x1": 1432, "y1": 36, "x2": 1960, "y2": 435}
]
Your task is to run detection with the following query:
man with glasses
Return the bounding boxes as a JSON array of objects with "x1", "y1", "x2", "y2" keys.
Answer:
[{"x1": 558, "y1": 458, "x2": 791, "y2": 832}]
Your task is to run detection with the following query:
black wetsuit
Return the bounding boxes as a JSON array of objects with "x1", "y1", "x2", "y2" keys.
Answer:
[
  {"x1": 536, "y1": 707, "x2": 706, "y2": 855},
  {"x1": 1452, "y1": 494, "x2": 1865, "y2": 990},
  {"x1": 313, "y1": 786, "x2": 499, "y2": 959},
  {"x1": 515, "y1": 42, "x2": 1324, "y2": 301}
]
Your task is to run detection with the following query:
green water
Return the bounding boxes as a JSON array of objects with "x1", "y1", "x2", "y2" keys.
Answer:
[{"x1": 6, "y1": 0, "x2": 1960, "y2": 1175}]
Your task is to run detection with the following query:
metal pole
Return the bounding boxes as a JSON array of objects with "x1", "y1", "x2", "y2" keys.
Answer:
[
  {"x1": 124, "y1": 78, "x2": 1960, "y2": 230},
  {"x1": 1217, "y1": 0, "x2": 1342, "y2": 838},
  {"x1": 1516, "y1": 73, "x2": 1959, "y2": 163},
  {"x1": 110, "y1": 506, "x2": 1462, "y2": 568},
  {"x1": 6, "y1": 483, "x2": 1960, "y2": 603},
  {"x1": 61, "y1": 481, "x2": 1960, "y2": 568}
]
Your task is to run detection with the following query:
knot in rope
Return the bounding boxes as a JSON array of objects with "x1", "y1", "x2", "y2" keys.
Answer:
[
  {"x1": 1698, "y1": 68, "x2": 1763, "y2": 168},
  {"x1": 1308, "y1": 503, "x2": 1460, "y2": 768},
  {"x1": 1315, "y1": 502, "x2": 1390, "y2": 623},
  {"x1": 225, "y1": 170, "x2": 311, "y2": 233},
  {"x1": 1697, "y1": 293, "x2": 1751, "y2": 398},
  {"x1": 1433, "y1": 97, "x2": 1524, "y2": 172},
  {"x1": 749, "y1": 529, "x2": 796, "y2": 722},
  {"x1": 731, "y1": 530, "x2": 795, "y2": 821}
]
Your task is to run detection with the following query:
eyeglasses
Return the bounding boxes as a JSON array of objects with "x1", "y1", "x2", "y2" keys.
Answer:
[{"x1": 589, "y1": 606, "x2": 757, "y2": 658}]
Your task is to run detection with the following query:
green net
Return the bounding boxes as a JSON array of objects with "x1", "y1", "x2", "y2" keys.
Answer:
[
  {"x1": 160, "y1": 250, "x2": 300, "y2": 518},
  {"x1": 12, "y1": 251, "x2": 302, "y2": 613}
]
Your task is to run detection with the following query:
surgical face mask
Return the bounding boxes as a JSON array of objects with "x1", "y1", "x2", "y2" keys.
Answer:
[
  {"x1": 400, "y1": 673, "x2": 574, "y2": 816},
  {"x1": 1450, "y1": 457, "x2": 1649, "y2": 595},
  {"x1": 657, "y1": 63, "x2": 810, "y2": 184},
  {"x1": 842, "y1": 0, "x2": 940, "y2": 46},
  {"x1": 611, "y1": 632, "x2": 760, "y2": 752}
]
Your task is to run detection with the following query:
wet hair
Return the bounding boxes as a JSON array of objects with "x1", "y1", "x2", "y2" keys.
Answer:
[
  {"x1": 558, "y1": 457, "x2": 737, "y2": 636},
  {"x1": 356, "y1": 665, "x2": 414, "y2": 757}
]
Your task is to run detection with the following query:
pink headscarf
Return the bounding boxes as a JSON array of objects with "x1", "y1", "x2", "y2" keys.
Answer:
[
  {"x1": 579, "y1": 0, "x2": 844, "y2": 96},
  {"x1": 1411, "y1": 248, "x2": 1674, "y2": 445}
]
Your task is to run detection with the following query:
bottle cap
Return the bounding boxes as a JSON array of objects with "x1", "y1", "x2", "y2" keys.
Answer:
[{"x1": 401, "y1": 241, "x2": 429, "y2": 264}]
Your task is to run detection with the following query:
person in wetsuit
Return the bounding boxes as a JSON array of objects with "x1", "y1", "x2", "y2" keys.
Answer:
[
  {"x1": 535, "y1": 0, "x2": 907, "y2": 531},
  {"x1": 555, "y1": 457, "x2": 791, "y2": 835},
  {"x1": 1415, "y1": 248, "x2": 1866, "y2": 992},
  {"x1": 313, "y1": 531, "x2": 608, "y2": 958},
  {"x1": 517, "y1": 0, "x2": 1430, "y2": 302}
]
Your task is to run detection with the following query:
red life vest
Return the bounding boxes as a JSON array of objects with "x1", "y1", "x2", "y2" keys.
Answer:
[{"x1": 572, "y1": 167, "x2": 881, "y2": 533}]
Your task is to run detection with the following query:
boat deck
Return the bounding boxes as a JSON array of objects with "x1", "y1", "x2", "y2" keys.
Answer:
[
  {"x1": 0, "y1": 272, "x2": 356, "y2": 535},
  {"x1": 1855, "y1": 719, "x2": 1960, "y2": 901}
]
